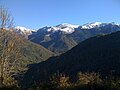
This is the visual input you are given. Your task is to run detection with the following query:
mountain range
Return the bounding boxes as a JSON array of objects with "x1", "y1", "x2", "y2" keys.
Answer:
[
  {"x1": 10, "y1": 22, "x2": 120, "y2": 80},
  {"x1": 16, "y1": 22, "x2": 120, "y2": 54},
  {"x1": 2, "y1": 22, "x2": 120, "y2": 89}
]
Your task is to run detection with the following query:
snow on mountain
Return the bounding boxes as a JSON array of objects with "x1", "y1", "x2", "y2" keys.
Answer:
[
  {"x1": 15, "y1": 26, "x2": 31, "y2": 31},
  {"x1": 29, "y1": 22, "x2": 120, "y2": 54},
  {"x1": 38, "y1": 22, "x2": 120, "y2": 34},
  {"x1": 14, "y1": 26, "x2": 35, "y2": 35},
  {"x1": 14, "y1": 22, "x2": 120, "y2": 36},
  {"x1": 81, "y1": 22, "x2": 120, "y2": 29},
  {"x1": 81, "y1": 22, "x2": 104, "y2": 29},
  {"x1": 46, "y1": 23, "x2": 79, "y2": 34}
]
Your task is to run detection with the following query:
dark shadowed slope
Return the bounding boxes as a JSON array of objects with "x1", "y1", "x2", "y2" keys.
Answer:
[{"x1": 23, "y1": 31, "x2": 120, "y2": 87}]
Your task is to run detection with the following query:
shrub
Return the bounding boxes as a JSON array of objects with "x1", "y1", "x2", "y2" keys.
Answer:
[{"x1": 50, "y1": 72, "x2": 71, "y2": 89}]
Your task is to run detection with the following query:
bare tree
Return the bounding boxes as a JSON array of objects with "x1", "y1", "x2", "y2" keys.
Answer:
[{"x1": 0, "y1": 7, "x2": 23, "y2": 87}]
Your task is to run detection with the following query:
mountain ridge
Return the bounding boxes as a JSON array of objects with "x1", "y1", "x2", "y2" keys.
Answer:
[
  {"x1": 14, "y1": 22, "x2": 120, "y2": 35},
  {"x1": 28, "y1": 22, "x2": 120, "y2": 54}
]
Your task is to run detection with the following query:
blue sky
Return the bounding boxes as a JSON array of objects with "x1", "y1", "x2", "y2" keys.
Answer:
[{"x1": 0, "y1": 0, "x2": 120, "y2": 29}]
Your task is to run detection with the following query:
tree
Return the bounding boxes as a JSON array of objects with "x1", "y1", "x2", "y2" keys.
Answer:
[
  {"x1": 0, "y1": 7, "x2": 22, "y2": 87},
  {"x1": 76, "y1": 72, "x2": 102, "y2": 85},
  {"x1": 50, "y1": 72, "x2": 71, "y2": 89}
]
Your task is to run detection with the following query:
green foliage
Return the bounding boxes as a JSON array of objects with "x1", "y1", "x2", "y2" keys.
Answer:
[{"x1": 97, "y1": 33, "x2": 107, "y2": 37}]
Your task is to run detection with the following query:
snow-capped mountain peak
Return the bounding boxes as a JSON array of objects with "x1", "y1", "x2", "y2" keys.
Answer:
[
  {"x1": 47, "y1": 23, "x2": 79, "y2": 34},
  {"x1": 39, "y1": 22, "x2": 120, "y2": 34},
  {"x1": 81, "y1": 22, "x2": 120, "y2": 29},
  {"x1": 13, "y1": 26, "x2": 35, "y2": 37},
  {"x1": 15, "y1": 26, "x2": 31, "y2": 31},
  {"x1": 57, "y1": 23, "x2": 79, "y2": 28},
  {"x1": 81, "y1": 22, "x2": 103, "y2": 29}
]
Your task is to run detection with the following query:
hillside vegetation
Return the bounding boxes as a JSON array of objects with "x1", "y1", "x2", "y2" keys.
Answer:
[
  {"x1": 0, "y1": 31, "x2": 54, "y2": 88},
  {"x1": 23, "y1": 31, "x2": 120, "y2": 89}
]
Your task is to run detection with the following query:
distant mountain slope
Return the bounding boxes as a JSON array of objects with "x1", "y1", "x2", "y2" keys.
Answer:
[
  {"x1": 13, "y1": 26, "x2": 36, "y2": 39},
  {"x1": 28, "y1": 22, "x2": 120, "y2": 54},
  {"x1": 28, "y1": 23, "x2": 79, "y2": 54},
  {"x1": 0, "y1": 31, "x2": 54, "y2": 72},
  {"x1": 23, "y1": 31, "x2": 120, "y2": 87}
]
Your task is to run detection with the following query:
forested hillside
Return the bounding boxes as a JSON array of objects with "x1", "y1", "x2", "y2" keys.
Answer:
[{"x1": 23, "y1": 31, "x2": 120, "y2": 89}]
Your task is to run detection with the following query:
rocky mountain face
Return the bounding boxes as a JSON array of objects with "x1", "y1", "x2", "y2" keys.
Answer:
[
  {"x1": 28, "y1": 22, "x2": 120, "y2": 54},
  {"x1": 13, "y1": 26, "x2": 36, "y2": 39}
]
